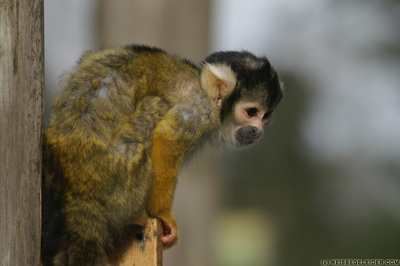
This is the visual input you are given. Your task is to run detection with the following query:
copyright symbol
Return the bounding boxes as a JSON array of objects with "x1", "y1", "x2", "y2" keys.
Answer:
[{"x1": 320, "y1": 259, "x2": 329, "y2": 266}]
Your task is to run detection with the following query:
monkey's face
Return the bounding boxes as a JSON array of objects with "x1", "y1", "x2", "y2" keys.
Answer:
[
  {"x1": 203, "y1": 50, "x2": 283, "y2": 148},
  {"x1": 231, "y1": 101, "x2": 274, "y2": 147}
]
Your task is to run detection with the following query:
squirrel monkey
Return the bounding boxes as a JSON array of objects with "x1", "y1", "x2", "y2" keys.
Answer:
[{"x1": 41, "y1": 45, "x2": 283, "y2": 265}]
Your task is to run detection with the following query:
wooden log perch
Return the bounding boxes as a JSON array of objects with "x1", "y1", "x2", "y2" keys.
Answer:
[
  {"x1": 107, "y1": 218, "x2": 164, "y2": 266},
  {"x1": 0, "y1": 1, "x2": 44, "y2": 265}
]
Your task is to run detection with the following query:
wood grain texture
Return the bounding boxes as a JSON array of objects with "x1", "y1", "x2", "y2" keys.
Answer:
[
  {"x1": 0, "y1": 0, "x2": 44, "y2": 265},
  {"x1": 107, "y1": 218, "x2": 163, "y2": 266}
]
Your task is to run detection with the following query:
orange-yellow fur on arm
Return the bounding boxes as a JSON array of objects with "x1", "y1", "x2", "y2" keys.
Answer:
[
  {"x1": 147, "y1": 132, "x2": 180, "y2": 248},
  {"x1": 146, "y1": 112, "x2": 191, "y2": 248}
]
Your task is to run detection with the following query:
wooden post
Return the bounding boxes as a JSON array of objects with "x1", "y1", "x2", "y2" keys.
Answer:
[
  {"x1": 107, "y1": 218, "x2": 164, "y2": 266},
  {"x1": 0, "y1": 0, "x2": 44, "y2": 266}
]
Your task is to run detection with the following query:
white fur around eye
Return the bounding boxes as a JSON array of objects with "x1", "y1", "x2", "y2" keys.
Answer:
[{"x1": 234, "y1": 102, "x2": 266, "y2": 128}]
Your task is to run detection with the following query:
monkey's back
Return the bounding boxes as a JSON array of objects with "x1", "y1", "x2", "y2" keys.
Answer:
[{"x1": 44, "y1": 46, "x2": 199, "y2": 202}]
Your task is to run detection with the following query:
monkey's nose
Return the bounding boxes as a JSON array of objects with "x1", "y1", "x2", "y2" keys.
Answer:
[
  {"x1": 245, "y1": 126, "x2": 262, "y2": 139},
  {"x1": 236, "y1": 126, "x2": 263, "y2": 146}
]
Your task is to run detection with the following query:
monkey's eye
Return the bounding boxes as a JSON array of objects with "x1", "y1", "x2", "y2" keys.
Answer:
[
  {"x1": 263, "y1": 110, "x2": 274, "y2": 120},
  {"x1": 246, "y1": 108, "x2": 258, "y2": 118}
]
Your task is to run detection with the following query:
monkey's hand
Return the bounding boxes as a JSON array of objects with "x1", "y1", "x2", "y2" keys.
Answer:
[{"x1": 158, "y1": 212, "x2": 179, "y2": 248}]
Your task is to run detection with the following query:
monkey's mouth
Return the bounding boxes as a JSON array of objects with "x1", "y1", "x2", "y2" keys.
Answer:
[{"x1": 235, "y1": 136, "x2": 259, "y2": 147}]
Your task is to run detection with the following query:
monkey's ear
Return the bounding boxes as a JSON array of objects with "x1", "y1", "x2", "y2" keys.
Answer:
[{"x1": 201, "y1": 63, "x2": 236, "y2": 105}]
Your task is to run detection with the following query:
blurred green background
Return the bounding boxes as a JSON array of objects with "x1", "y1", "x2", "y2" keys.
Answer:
[{"x1": 45, "y1": 1, "x2": 400, "y2": 265}]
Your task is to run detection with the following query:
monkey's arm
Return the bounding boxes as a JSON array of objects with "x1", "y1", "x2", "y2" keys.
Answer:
[{"x1": 146, "y1": 97, "x2": 215, "y2": 248}]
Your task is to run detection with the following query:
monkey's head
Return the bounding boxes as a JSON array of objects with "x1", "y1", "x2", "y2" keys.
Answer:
[{"x1": 201, "y1": 51, "x2": 283, "y2": 148}]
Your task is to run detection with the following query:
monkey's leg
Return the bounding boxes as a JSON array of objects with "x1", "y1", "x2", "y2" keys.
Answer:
[{"x1": 61, "y1": 191, "x2": 113, "y2": 266}]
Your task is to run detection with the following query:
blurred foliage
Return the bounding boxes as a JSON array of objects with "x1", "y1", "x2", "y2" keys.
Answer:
[
  {"x1": 222, "y1": 71, "x2": 400, "y2": 266},
  {"x1": 220, "y1": 1, "x2": 400, "y2": 264}
]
